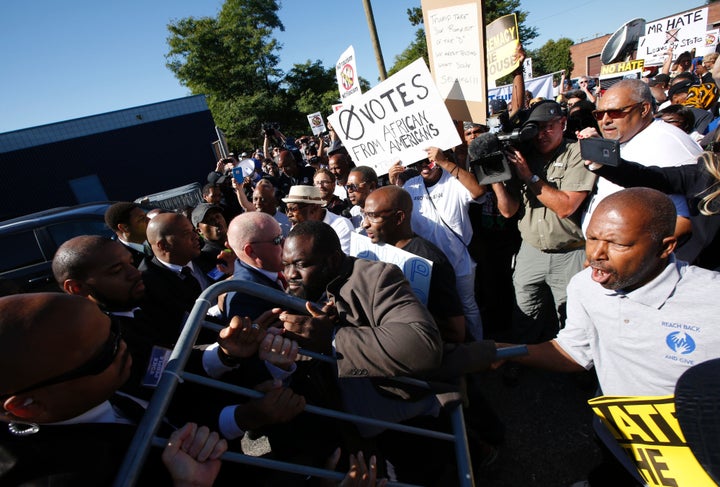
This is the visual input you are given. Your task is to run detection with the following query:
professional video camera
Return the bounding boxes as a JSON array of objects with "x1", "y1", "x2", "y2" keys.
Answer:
[
  {"x1": 467, "y1": 108, "x2": 538, "y2": 185},
  {"x1": 261, "y1": 122, "x2": 280, "y2": 138}
]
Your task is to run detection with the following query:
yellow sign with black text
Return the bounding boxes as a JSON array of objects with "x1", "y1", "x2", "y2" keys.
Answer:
[{"x1": 589, "y1": 395, "x2": 716, "y2": 486}]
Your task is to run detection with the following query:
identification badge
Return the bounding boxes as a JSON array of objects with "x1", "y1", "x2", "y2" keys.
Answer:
[{"x1": 142, "y1": 346, "x2": 172, "y2": 388}]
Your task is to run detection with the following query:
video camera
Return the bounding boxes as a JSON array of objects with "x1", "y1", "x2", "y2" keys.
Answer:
[
  {"x1": 261, "y1": 122, "x2": 280, "y2": 138},
  {"x1": 467, "y1": 109, "x2": 538, "y2": 185}
]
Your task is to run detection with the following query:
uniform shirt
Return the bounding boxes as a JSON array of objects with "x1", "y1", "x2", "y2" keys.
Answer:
[
  {"x1": 555, "y1": 256, "x2": 720, "y2": 396},
  {"x1": 516, "y1": 139, "x2": 597, "y2": 250}
]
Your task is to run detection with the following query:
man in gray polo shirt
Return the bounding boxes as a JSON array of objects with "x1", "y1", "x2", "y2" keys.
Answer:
[{"x1": 504, "y1": 187, "x2": 720, "y2": 396}]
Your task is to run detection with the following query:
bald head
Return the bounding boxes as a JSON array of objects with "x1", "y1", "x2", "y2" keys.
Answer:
[
  {"x1": 586, "y1": 188, "x2": 677, "y2": 292},
  {"x1": 0, "y1": 293, "x2": 128, "y2": 424},
  {"x1": 362, "y1": 185, "x2": 413, "y2": 245},
  {"x1": 52, "y1": 235, "x2": 117, "y2": 285},
  {"x1": 227, "y1": 212, "x2": 284, "y2": 270},
  {"x1": 146, "y1": 212, "x2": 186, "y2": 246},
  {"x1": 594, "y1": 187, "x2": 676, "y2": 243},
  {"x1": 145, "y1": 212, "x2": 201, "y2": 265}
]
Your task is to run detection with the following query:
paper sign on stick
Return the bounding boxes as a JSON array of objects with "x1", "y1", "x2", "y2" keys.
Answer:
[
  {"x1": 336, "y1": 45, "x2": 362, "y2": 101},
  {"x1": 327, "y1": 58, "x2": 461, "y2": 176},
  {"x1": 307, "y1": 112, "x2": 326, "y2": 136},
  {"x1": 422, "y1": 0, "x2": 487, "y2": 124}
]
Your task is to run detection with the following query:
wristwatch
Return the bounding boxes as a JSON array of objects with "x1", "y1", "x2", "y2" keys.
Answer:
[{"x1": 529, "y1": 174, "x2": 541, "y2": 184}]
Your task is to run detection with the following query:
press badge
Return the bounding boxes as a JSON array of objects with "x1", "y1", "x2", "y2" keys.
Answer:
[{"x1": 142, "y1": 346, "x2": 173, "y2": 387}]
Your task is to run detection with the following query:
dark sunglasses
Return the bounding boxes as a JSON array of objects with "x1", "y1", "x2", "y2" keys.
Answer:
[
  {"x1": 9, "y1": 315, "x2": 122, "y2": 396},
  {"x1": 251, "y1": 235, "x2": 285, "y2": 246},
  {"x1": 346, "y1": 183, "x2": 366, "y2": 193},
  {"x1": 592, "y1": 102, "x2": 643, "y2": 121}
]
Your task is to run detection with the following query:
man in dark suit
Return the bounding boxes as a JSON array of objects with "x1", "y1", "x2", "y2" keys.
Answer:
[
  {"x1": 0, "y1": 292, "x2": 302, "y2": 486},
  {"x1": 105, "y1": 201, "x2": 153, "y2": 267},
  {"x1": 221, "y1": 211, "x2": 286, "y2": 323},
  {"x1": 139, "y1": 212, "x2": 210, "y2": 339}
]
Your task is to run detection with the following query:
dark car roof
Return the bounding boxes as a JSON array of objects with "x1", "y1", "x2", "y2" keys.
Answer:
[{"x1": 0, "y1": 202, "x2": 115, "y2": 233}]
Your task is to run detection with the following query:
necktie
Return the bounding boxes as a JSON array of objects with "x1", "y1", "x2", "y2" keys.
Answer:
[
  {"x1": 277, "y1": 271, "x2": 288, "y2": 290},
  {"x1": 180, "y1": 266, "x2": 202, "y2": 295}
]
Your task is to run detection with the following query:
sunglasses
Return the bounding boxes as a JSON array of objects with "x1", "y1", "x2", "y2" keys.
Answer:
[
  {"x1": 9, "y1": 315, "x2": 122, "y2": 396},
  {"x1": 346, "y1": 183, "x2": 366, "y2": 193},
  {"x1": 362, "y1": 209, "x2": 397, "y2": 223},
  {"x1": 250, "y1": 235, "x2": 285, "y2": 246},
  {"x1": 592, "y1": 102, "x2": 644, "y2": 121}
]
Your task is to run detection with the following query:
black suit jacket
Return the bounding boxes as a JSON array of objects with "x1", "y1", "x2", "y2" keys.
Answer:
[{"x1": 138, "y1": 257, "x2": 205, "y2": 341}]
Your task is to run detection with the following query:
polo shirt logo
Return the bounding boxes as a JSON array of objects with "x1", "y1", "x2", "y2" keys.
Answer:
[{"x1": 665, "y1": 331, "x2": 696, "y2": 355}]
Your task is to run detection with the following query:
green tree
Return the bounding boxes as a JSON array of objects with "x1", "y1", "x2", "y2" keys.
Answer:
[
  {"x1": 528, "y1": 38, "x2": 574, "y2": 77},
  {"x1": 166, "y1": 0, "x2": 286, "y2": 149},
  {"x1": 282, "y1": 60, "x2": 339, "y2": 135},
  {"x1": 389, "y1": 2, "x2": 538, "y2": 75}
]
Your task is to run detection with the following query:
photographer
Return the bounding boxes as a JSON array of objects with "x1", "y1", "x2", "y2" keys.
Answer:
[{"x1": 492, "y1": 100, "x2": 597, "y2": 348}]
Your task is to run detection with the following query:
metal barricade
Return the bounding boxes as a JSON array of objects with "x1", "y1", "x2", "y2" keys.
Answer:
[{"x1": 113, "y1": 279, "x2": 475, "y2": 487}]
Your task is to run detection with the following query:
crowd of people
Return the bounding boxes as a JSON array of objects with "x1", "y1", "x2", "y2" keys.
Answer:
[{"x1": 3, "y1": 45, "x2": 720, "y2": 487}]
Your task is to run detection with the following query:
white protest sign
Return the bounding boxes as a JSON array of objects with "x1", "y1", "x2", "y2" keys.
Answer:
[
  {"x1": 637, "y1": 8, "x2": 708, "y2": 66},
  {"x1": 307, "y1": 112, "x2": 326, "y2": 136},
  {"x1": 336, "y1": 45, "x2": 362, "y2": 102},
  {"x1": 425, "y1": 2, "x2": 484, "y2": 102},
  {"x1": 523, "y1": 58, "x2": 533, "y2": 79},
  {"x1": 488, "y1": 72, "x2": 555, "y2": 105},
  {"x1": 328, "y1": 58, "x2": 461, "y2": 176},
  {"x1": 350, "y1": 233, "x2": 432, "y2": 305}
]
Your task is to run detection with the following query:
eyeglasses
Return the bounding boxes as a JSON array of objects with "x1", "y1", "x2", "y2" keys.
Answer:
[
  {"x1": 9, "y1": 315, "x2": 122, "y2": 396},
  {"x1": 285, "y1": 204, "x2": 309, "y2": 214},
  {"x1": 362, "y1": 209, "x2": 397, "y2": 223},
  {"x1": 346, "y1": 183, "x2": 366, "y2": 193},
  {"x1": 250, "y1": 235, "x2": 285, "y2": 246},
  {"x1": 314, "y1": 180, "x2": 333, "y2": 186},
  {"x1": 592, "y1": 102, "x2": 644, "y2": 121}
]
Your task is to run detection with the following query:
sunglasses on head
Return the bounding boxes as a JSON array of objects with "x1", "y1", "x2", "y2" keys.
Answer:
[{"x1": 8, "y1": 315, "x2": 122, "y2": 397}]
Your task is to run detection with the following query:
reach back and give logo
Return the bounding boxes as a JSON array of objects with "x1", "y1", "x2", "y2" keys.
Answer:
[{"x1": 663, "y1": 321, "x2": 698, "y2": 365}]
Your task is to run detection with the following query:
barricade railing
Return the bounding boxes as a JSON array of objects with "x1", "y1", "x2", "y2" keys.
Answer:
[{"x1": 113, "y1": 279, "x2": 475, "y2": 487}]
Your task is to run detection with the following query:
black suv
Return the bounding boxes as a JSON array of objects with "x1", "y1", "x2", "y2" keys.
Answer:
[{"x1": 0, "y1": 202, "x2": 116, "y2": 295}]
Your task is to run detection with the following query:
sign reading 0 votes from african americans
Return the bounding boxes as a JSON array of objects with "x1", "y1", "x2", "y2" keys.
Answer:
[{"x1": 327, "y1": 58, "x2": 461, "y2": 177}]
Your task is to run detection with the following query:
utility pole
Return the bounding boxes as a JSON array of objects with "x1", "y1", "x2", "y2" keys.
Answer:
[{"x1": 361, "y1": 0, "x2": 387, "y2": 80}]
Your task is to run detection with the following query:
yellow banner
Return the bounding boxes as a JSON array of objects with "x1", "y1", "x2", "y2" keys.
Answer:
[
  {"x1": 599, "y1": 59, "x2": 645, "y2": 75},
  {"x1": 589, "y1": 395, "x2": 716, "y2": 487}
]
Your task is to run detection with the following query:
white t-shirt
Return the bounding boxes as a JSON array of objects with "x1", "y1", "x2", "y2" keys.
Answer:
[
  {"x1": 323, "y1": 210, "x2": 354, "y2": 255},
  {"x1": 402, "y1": 170, "x2": 483, "y2": 277},
  {"x1": 582, "y1": 120, "x2": 701, "y2": 232}
]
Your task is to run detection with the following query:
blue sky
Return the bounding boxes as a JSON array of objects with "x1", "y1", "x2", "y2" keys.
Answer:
[{"x1": 0, "y1": 0, "x2": 692, "y2": 134}]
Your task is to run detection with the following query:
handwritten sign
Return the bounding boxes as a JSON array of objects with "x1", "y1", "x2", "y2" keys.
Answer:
[
  {"x1": 327, "y1": 58, "x2": 461, "y2": 175},
  {"x1": 350, "y1": 233, "x2": 432, "y2": 305},
  {"x1": 637, "y1": 8, "x2": 708, "y2": 66},
  {"x1": 307, "y1": 112, "x2": 326, "y2": 136},
  {"x1": 486, "y1": 13, "x2": 520, "y2": 81},
  {"x1": 336, "y1": 45, "x2": 362, "y2": 102},
  {"x1": 600, "y1": 59, "x2": 645, "y2": 76},
  {"x1": 421, "y1": 0, "x2": 487, "y2": 123}
]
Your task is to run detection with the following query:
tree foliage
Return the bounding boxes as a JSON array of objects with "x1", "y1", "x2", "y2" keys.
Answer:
[
  {"x1": 166, "y1": 0, "x2": 287, "y2": 148},
  {"x1": 527, "y1": 38, "x2": 574, "y2": 78}
]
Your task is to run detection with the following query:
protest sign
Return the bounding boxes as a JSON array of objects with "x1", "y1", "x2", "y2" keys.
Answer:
[
  {"x1": 589, "y1": 395, "x2": 716, "y2": 486},
  {"x1": 523, "y1": 57, "x2": 533, "y2": 79},
  {"x1": 637, "y1": 8, "x2": 708, "y2": 66},
  {"x1": 486, "y1": 13, "x2": 521, "y2": 81},
  {"x1": 327, "y1": 58, "x2": 461, "y2": 176},
  {"x1": 488, "y1": 72, "x2": 555, "y2": 106},
  {"x1": 336, "y1": 45, "x2": 362, "y2": 102},
  {"x1": 306, "y1": 112, "x2": 326, "y2": 136},
  {"x1": 350, "y1": 233, "x2": 432, "y2": 305},
  {"x1": 421, "y1": 0, "x2": 487, "y2": 124}
]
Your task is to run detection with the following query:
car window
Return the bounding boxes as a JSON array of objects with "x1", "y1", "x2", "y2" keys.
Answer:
[
  {"x1": 46, "y1": 220, "x2": 113, "y2": 247},
  {"x1": 0, "y1": 232, "x2": 44, "y2": 273}
]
